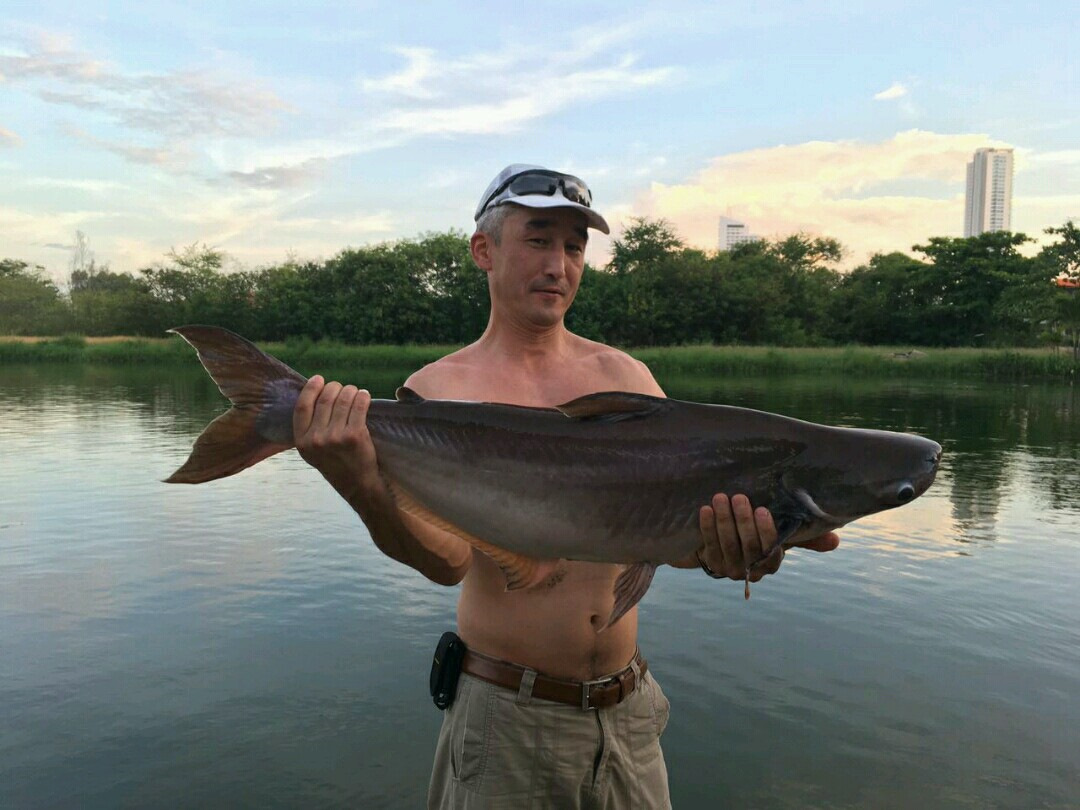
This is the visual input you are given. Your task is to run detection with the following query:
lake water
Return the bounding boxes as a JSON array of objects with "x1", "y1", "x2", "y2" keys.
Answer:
[{"x1": 1, "y1": 363, "x2": 1078, "y2": 809}]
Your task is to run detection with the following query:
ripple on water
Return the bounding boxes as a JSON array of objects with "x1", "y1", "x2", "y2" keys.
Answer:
[{"x1": 2, "y1": 368, "x2": 1080, "y2": 808}]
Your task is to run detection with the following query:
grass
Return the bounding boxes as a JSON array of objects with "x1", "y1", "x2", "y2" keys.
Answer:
[
  {"x1": 1, "y1": 335, "x2": 1077, "y2": 380},
  {"x1": 630, "y1": 344, "x2": 1080, "y2": 380}
]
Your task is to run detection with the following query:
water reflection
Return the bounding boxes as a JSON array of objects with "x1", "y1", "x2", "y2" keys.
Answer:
[{"x1": 1, "y1": 364, "x2": 1078, "y2": 808}]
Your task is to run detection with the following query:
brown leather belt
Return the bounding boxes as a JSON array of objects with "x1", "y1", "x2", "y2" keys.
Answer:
[{"x1": 461, "y1": 648, "x2": 647, "y2": 710}]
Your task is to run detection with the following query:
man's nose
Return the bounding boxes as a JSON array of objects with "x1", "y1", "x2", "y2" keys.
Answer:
[{"x1": 542, "y1": 247, "x2": 570, "y2": 278}]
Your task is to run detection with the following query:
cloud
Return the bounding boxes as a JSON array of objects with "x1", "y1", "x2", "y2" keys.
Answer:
[
  {"x1": 630, "y1": 130, "x2": 1033, "y2": 265},
  {"x1": 1028, "y1": 150, "x2": 1080, "y2": 166},
  {"x1": 358, "y1": 35, "x2": 677, "y2": 138},
  {"x1": 874, "y1": 82, "x2": 908, "y2": 101},
  {"x1": 216, "y1": 27, "x2": 678, "y2": 175},
  {"x1": 275, "y1": 211, "x2": 395, "y2": 236},
  {"x1": 0, "y1": 31, "x2": 289, "y2": 142},
  {"x1": 0, "y1": 125, "x2": 20, "y2": 146},
  {"x1": 26, "y1": 177, "x2": 130, "y2": 193},
  {"x1": 0, "y1": 204, "x2": 117, "y2": 254},
  {"x1": 360, "y1": 47, "x2": 439, "y2": 100},
  {"x1": 224, "y1": 158, "x2": 327, "y2": 189},
  {"x1": 63, "y1": 125, "x2": 181, "y2": 167}
]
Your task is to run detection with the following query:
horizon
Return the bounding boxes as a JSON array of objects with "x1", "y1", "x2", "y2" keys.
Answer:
[{"x1": 1, "y1": 2, "x2": 1078, "y2": 283}]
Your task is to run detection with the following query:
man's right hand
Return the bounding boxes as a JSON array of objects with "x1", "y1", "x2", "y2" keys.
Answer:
[{"x1": 293, "y1": 375, "x2": 382, "y2": 501}]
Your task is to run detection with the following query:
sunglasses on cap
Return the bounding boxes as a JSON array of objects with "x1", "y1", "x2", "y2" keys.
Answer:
[{"x1": 478, "y1": 170, "x2": 594, "y2": 218}]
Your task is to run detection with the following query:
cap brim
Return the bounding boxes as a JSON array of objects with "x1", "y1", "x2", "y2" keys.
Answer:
[{"x1": 503, "y1": 195, "x2": 610, "y2": 235}]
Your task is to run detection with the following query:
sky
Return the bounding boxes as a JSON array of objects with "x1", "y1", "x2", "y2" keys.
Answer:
[{"x1": 1, "y1": 1, "x2": 1078, "y2": 283}]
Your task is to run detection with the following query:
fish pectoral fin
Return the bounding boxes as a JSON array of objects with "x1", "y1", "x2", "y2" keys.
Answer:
[
  {"x1": 773, "y1": 511, "x2": 806, "y2": 547},
  {"x1": 395, "y1": 386, "x2": 425, "y2": 403},
  {"x1": 556, "y1": 392, "x2": 668, "y2": 423},
  {"x1": 603, "y1": 562, "x2": 658, "y2": 630},
  {"x1": 385, "y1": 479, "x2": 559, "y2": 590}
]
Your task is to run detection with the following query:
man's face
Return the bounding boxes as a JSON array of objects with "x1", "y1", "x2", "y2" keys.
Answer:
[{"x1": 471, "y1": 205, "x2": 589, "y2": 330}]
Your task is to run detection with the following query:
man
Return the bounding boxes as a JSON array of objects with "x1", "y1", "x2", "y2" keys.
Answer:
[{"x1": 291, "y1": 165, "x2": 839, "y2": 808}]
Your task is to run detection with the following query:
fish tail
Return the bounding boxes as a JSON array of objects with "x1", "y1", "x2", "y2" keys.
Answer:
[{"x1": 164, "y1": 325, "x2": 307, "y2": 484}]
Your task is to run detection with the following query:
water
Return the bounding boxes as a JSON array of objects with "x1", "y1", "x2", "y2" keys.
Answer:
[{"x1": 1, "y1": 364, "x2": 1078, "y2": 809}]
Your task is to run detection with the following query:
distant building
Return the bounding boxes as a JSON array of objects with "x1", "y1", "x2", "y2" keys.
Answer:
[
  {"x1": 718, "y1": 217, "x2": 760, "y2": 251},
  {"x1": 964, "y1": 148, "x2": 1014, "y2": 237}
]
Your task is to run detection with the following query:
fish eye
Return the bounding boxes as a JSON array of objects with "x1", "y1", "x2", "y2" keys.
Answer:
[{"x1": 896, "y1": 483, "x2": 915, "y2": 504}]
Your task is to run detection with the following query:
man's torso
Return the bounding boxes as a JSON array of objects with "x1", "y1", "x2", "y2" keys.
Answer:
[{"x1": 404, "y1": 333, "x2": 664, "y2": 679}]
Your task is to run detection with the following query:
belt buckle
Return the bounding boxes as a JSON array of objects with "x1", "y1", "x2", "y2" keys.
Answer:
[{"x1": 580, "y1": 675, "x2": 617, "y2": 710}]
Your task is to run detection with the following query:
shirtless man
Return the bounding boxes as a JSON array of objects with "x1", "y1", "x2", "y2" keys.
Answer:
[{"x1": 291, "y1": 165, "x2": 839, "y2": 808}]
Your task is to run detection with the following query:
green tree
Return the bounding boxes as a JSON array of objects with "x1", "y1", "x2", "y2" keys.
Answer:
[
  {"x1": 69, "y1": 264, "x2": 161, "y2": 335},
  {"x1": 0, "y1": 259, "x2": 71, "y2": 334},
  {"x1": 608, "y1": 218, "x2": 684, "y2": 276},
  {"x1": 830, "y1": 252, "x2": 928, "y2": 345},
  {"x1": 140, "y1": 245, "x2": 256, "y2": 334},
  {"x1": 1040, "y1": 221, "x2": 1080, "y2": 358},
  {"x1": 912, "y1": 231, "x2": 1039, "y2": 345}
]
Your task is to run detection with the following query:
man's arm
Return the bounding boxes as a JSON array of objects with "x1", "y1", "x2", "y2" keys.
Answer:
[{"x1": 292, "y1": 375, "x2": 472, "y2": 586}]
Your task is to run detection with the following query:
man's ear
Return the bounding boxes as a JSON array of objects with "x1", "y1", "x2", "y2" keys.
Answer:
[{"x1": 470, "y1": 231, "x2": 493, "y2": 272}]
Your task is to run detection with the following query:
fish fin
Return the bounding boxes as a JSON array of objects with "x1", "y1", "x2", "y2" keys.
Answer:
[
  {"x1": 556, "y1": 392, "x2": 668, "y2": 423},
  {"x1": 603, "y1": 562, "x2": 658, "y2": 630},
  {"x1": 165, "y1": 408, "x2": 291, "y2": 483},
  {"x1": 166, "y1": 326, "x2": 307, "y2": 484},
  {"x1": 773, "y1": 512, "x2": 806, "y2": 547},
  {"x1": 169, "y1": 326, "x2": 306, "y2": 409},
  {"x1": 743, "y1": 506, "x2": 806, "y2": 586},
  {"x1": 395, "y1": 386, "x2": 425, "y2": 403},
  {"x1": 385, "y1": 479, "x2": 560, "y2": 590}
]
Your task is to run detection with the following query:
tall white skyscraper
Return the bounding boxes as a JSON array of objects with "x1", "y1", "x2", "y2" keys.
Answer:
[
  {"x1": 718, "y1": 217, "x2": 759, "y2": 251},
  {"x1": 964, "y1": 148, "x2": 1014, "y2": 237}
]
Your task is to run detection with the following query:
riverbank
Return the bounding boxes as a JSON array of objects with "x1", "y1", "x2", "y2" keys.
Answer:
[{"x1": 1, "y1": 335, "x2": 1076, "y2": 380}]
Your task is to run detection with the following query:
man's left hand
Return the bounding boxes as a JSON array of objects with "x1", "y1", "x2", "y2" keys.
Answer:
[{"x1": 672, "y1": 493, "x2": 839, "y2": 582}]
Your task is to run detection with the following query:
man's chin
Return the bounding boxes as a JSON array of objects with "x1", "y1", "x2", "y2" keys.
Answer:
[{"x1": 525, "y1": 308, "x2": 565, "y2": 329}]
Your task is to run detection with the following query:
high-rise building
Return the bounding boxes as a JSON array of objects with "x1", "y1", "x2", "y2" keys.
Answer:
[
  {"x1": 964, "y1": 148, "x2": 1014, "y2": 237},
  {"x1": 718, "y1": 217, "x2": 759, "y2": 251}
]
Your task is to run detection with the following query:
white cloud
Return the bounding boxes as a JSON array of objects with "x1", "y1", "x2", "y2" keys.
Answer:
[
  {"x1": 25, "y1": 177, "x2": 130, "y2": 193},
  {"x1": 360, "y1": 41, "x2": 677, "y2": 139},
  {"x1": 360, "y1": 47, "x2": 438, "y2": 99},
  {"x1": 63, "y1": 126, "x2": 184, "y2": 167},
  {"x1": 0, "y1": 125, "x2": 20, "y2": 146},
  {"x1": 224, "y1": 158, "x2": 327, "y2": 189},
  {"x1": 630, "y1": 130, "x2": 1047, "y2": 265},
  {"x1": 0, "y1": 31, "x2": 289, "y2": 148},
  {"x1": 874, "y1": 82, "x2": 908, "y2": 101},
  {"x1": 1029, "y1": 150, "x2": 1080, "y2": 166},
  {"x1": 217, "y1": 31, "x2": 678, "y2": 179}
]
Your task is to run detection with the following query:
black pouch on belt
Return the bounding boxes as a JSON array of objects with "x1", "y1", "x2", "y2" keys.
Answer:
[{"x1": 430, "y1": 631, "x2": 466, "y2": 710}]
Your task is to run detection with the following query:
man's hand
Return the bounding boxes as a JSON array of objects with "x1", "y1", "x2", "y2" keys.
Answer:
[
  {"x1": 293, "y1": 375, "x2": 381, "y2": 500},
  {"x1": 673, "y1": 494, "x2": 839, "y2": 590}
]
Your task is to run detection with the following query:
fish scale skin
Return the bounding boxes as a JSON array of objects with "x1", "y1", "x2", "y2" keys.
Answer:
[{"x1": 363, "y1": 403, "x2": 804, "y2": 563}]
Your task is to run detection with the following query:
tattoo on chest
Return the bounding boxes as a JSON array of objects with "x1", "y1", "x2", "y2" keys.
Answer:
[{"x1": 538, "y1": 566, "x2": 567, "y2": 589}]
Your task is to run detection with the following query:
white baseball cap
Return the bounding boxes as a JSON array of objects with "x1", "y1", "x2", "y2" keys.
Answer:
[{"x1": 474, "y1": 164, "x2": 610, "y2": 234}]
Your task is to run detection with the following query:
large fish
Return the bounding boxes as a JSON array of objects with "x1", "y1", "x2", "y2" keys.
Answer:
[{"x1": 166, "y1": 326, "x2": 941, "y2": 627}]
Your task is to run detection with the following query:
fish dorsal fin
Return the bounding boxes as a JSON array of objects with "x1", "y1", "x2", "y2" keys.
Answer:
[
  {"x1": 556, "y1": 391, "x2": 667, "y2": 423},
  {"x1": 395, "y1": 386, "x2": 425, "y2": 403}
]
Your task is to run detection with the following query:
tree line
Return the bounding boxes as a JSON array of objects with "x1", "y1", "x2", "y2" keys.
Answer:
[{"x1": 2, "y1": 219, "x2": 1078, "y2": 353}]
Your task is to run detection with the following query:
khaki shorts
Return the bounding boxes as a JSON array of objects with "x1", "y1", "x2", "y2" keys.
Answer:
[{"x1": 428, "y1": 661, "x2": 671, "y2": 809}]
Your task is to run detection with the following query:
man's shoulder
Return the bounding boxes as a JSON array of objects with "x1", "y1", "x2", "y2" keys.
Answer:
[
  {"x1": 403, "y1": 345, "x2": 482, "y2": 399},
  {"x1": 570, "y1": 336, "x2": 664, "y2": 396}
]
